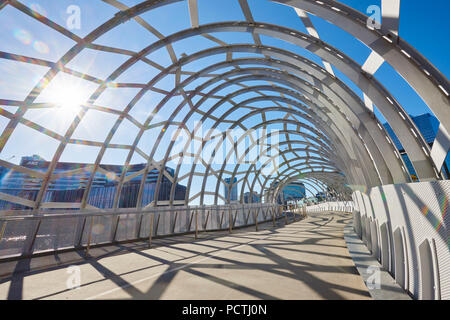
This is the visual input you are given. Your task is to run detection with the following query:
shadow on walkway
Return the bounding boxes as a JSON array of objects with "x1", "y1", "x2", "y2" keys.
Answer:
[{"x1": 0, "y1": 212, "x2": 371, "y2": 300}]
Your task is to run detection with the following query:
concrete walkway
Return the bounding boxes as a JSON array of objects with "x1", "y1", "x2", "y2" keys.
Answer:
[{"x1": 0, "y1": 212, "x2": 371, "y2": 300}]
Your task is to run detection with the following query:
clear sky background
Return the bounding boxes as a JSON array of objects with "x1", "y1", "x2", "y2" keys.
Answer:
[{"x1": 0, "y1": 0, "x2": 448, "y2": 202}]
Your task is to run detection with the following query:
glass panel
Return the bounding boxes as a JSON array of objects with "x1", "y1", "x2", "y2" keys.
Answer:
[
  {"x1": 115, "y1": 213, "x2": 138, "y2": 241},
  {"x1": 0, "y1": 219, "x2": 36, "y2": 257},
  {"x1": 32, "y1": 216, "x2": 78, "y2": 252},
  {"x1": 80, "y1": 215, "x2": 113, "y2": 246}
]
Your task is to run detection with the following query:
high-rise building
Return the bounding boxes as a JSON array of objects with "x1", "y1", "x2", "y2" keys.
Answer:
[
  {"x1": 316, "y1": 192, "x2": 327, "y2": 202},
  {"x1": 272, "y1": 181, "x2": 306, "y2": 204},
  {"x1": 244, "y1": 191, "x2": 260, "y2": 203},
  {"x1": 0, "y1": 155, "x2": 186, "y2": 210},
  {"x1": 224, "y1": 177, "x2": 238, "y2": 202},
  {"x1": 384, "y1": 113, "x2": 450, "y2": 181},
  {"x1": 282, "y1": 182, "x2": 306, "y2": 202}
]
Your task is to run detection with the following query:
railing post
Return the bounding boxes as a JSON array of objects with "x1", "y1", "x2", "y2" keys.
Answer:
[
  {"x1": 246, "y1": 206, "x2": 252, "y2": 225},
  {"x1": 272, "y1": 206, "x2": 276, "y2": 227},
  {"x1": 86, "y1": 216, "x2": 95, "y2": 255},
  {"x1": 111, "y1": 215, "x2": 120, "y2": 242},
  {"x1": 75, "y1": 216, "x2": 87, "y2": 248},
  {"x1": 136, "y1": 212, "x2": 143, "y2": 239},
  {"x1": 172, "y1": 210, "x2": 178, "y2": 234},
  {"x1": 204, "y1": 209, "x2": 210, "y2": 230},
  {"x1": 254, "y1": 208, "x2": 258, "y2": 231},
  {"x1": 149, "y1": 212, "x2": 154, "y2": 248},
  {"x1": 229, "y1": 207, "x2": 232, "y2": 234},
  {"x1": 20, "y1": 216, "x2": 40, "y2": 257},
  {"x1": 109, "y1": 215, "x2": 120, "y2": 242},
  {"x1": 0, "y1": 221, "x2": 6, "y2": 243},
  {"x1": 24, "y1": 219, "x2": 41, "y2": 257},
  {"x1": 188, "y1": 207, "x2": 193, "y2": 231},
  {"x1": 284, "y1": 206, "x2": 288, "y2": 225},
  {"x1": 195, "y1": 209, "x2": 198, "y2": 239},
  {"x1": 154, "y1": 213, "x2": 160, "y2": 236},
  {"x1": 220, "y1": 210, "x2": 224, "y2": 229}
]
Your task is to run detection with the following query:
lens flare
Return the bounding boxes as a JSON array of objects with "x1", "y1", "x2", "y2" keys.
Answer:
[
  {"x1": 106, "y1": 172, "x2": 117, "y2": 181},
  {"x1": 33, "y1": 40, "x2": 49, "y2": 54},
  {"x1": 92, "y1": 224, "x2": 105, "y2": 235},
  {"x1": 421, "y1": 194, "x2": 448, "y2": 233},
  {"x1": 13, "y1": 29, "x2": 32, "y2": 45},
  {"x1": 30, "y1": 3, "x2": 47, "y2": 18},
  {"x1": 438, "y1": 194, "x2": 448, "y2": 232}
]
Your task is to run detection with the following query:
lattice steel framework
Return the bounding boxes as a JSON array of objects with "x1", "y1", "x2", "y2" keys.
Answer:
[{"x1": 0, "y1": 0, "x2": 448, "y2": 211}]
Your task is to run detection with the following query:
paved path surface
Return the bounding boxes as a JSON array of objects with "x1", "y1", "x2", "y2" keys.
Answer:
[{"x1": 0, "y1": 212, "x2": 371, "y2": 300}]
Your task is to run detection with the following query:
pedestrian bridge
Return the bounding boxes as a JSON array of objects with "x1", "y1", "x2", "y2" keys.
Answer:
[
  {"x1": 0, "y1": 0, "x2": 448, "y2": 300},
  {"x1": 1, "y1": 208, "x2": 376, "y2": 300}
]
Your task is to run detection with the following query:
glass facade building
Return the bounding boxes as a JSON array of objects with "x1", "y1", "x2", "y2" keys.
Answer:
[
  {"x1": 244, "y1": 191, "x2": 260, "y2": 204},
  {"x1": 0, "y1": 155, "x2": 186, "y2": 210},
  {"x1": 272, "y1": 181, "x2": 306, "y2": 204},
  {"x1": 316, "y1": 192, "x2": 327, "y2": 202},
  {"x1": 384, "y1": 113, "x2": 450, "y2": 181},
  {"x1": 282, "y1": 182, "x2": 306, "y2": 202},
  {"x1": 224, "y1": 177, "x2": 238, "y2": 202}
]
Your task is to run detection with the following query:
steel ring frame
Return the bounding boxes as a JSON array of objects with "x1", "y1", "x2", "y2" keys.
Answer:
[{"x1": 0, "y1": 0, "x2": 447, "y2": 211}]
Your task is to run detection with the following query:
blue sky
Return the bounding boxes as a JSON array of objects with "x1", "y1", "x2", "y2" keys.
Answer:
[
  {"x1": 340, "y1": 0, "x2": 449, "y2": 79},
  {"x1": 0, "y1": 0, "x2": 448, "y2": 202}
]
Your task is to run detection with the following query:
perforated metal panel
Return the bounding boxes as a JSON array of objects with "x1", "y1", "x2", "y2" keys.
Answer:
[{"x1": 353, "y1": 180, "x2": 450, "y2": 300}]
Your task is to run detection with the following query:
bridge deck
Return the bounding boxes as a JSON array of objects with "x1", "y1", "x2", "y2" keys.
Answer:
[{"x1": 0, "y1": 212, "x2": 371, "y2": 300}]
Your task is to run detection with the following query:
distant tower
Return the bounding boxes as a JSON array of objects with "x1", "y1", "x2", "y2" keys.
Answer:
[{"x1": 224, "y1": 177, "x2": 238, "y2": 202}]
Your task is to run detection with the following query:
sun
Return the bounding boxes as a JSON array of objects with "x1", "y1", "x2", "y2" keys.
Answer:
[
  {"x1": 36, "y1": 75, "x2": 93, "y2": 128},
  {"x1": 38, "y1": 72, "x2": 93, "y2": 113},
  {"x1": 50, "y1": 82, "x2": 87, "y2": 110}
]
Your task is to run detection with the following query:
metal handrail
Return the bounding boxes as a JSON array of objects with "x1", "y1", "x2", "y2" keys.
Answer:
[
  {"x1": 0, "y1": 203, "x2": 276, "y2": 221},
  {"x1": 0, "y1": 203, "x2": 283, "y2": 259}
]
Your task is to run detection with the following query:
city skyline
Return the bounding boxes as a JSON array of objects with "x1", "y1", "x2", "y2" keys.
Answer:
[{"x1": 0, "y1": 154, "x2": 187, "y2": 209}]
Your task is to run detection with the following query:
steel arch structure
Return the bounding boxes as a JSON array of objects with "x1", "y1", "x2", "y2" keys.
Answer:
[{"x1": 0, "y1": 0, "x2": 448, "y2": 212}]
